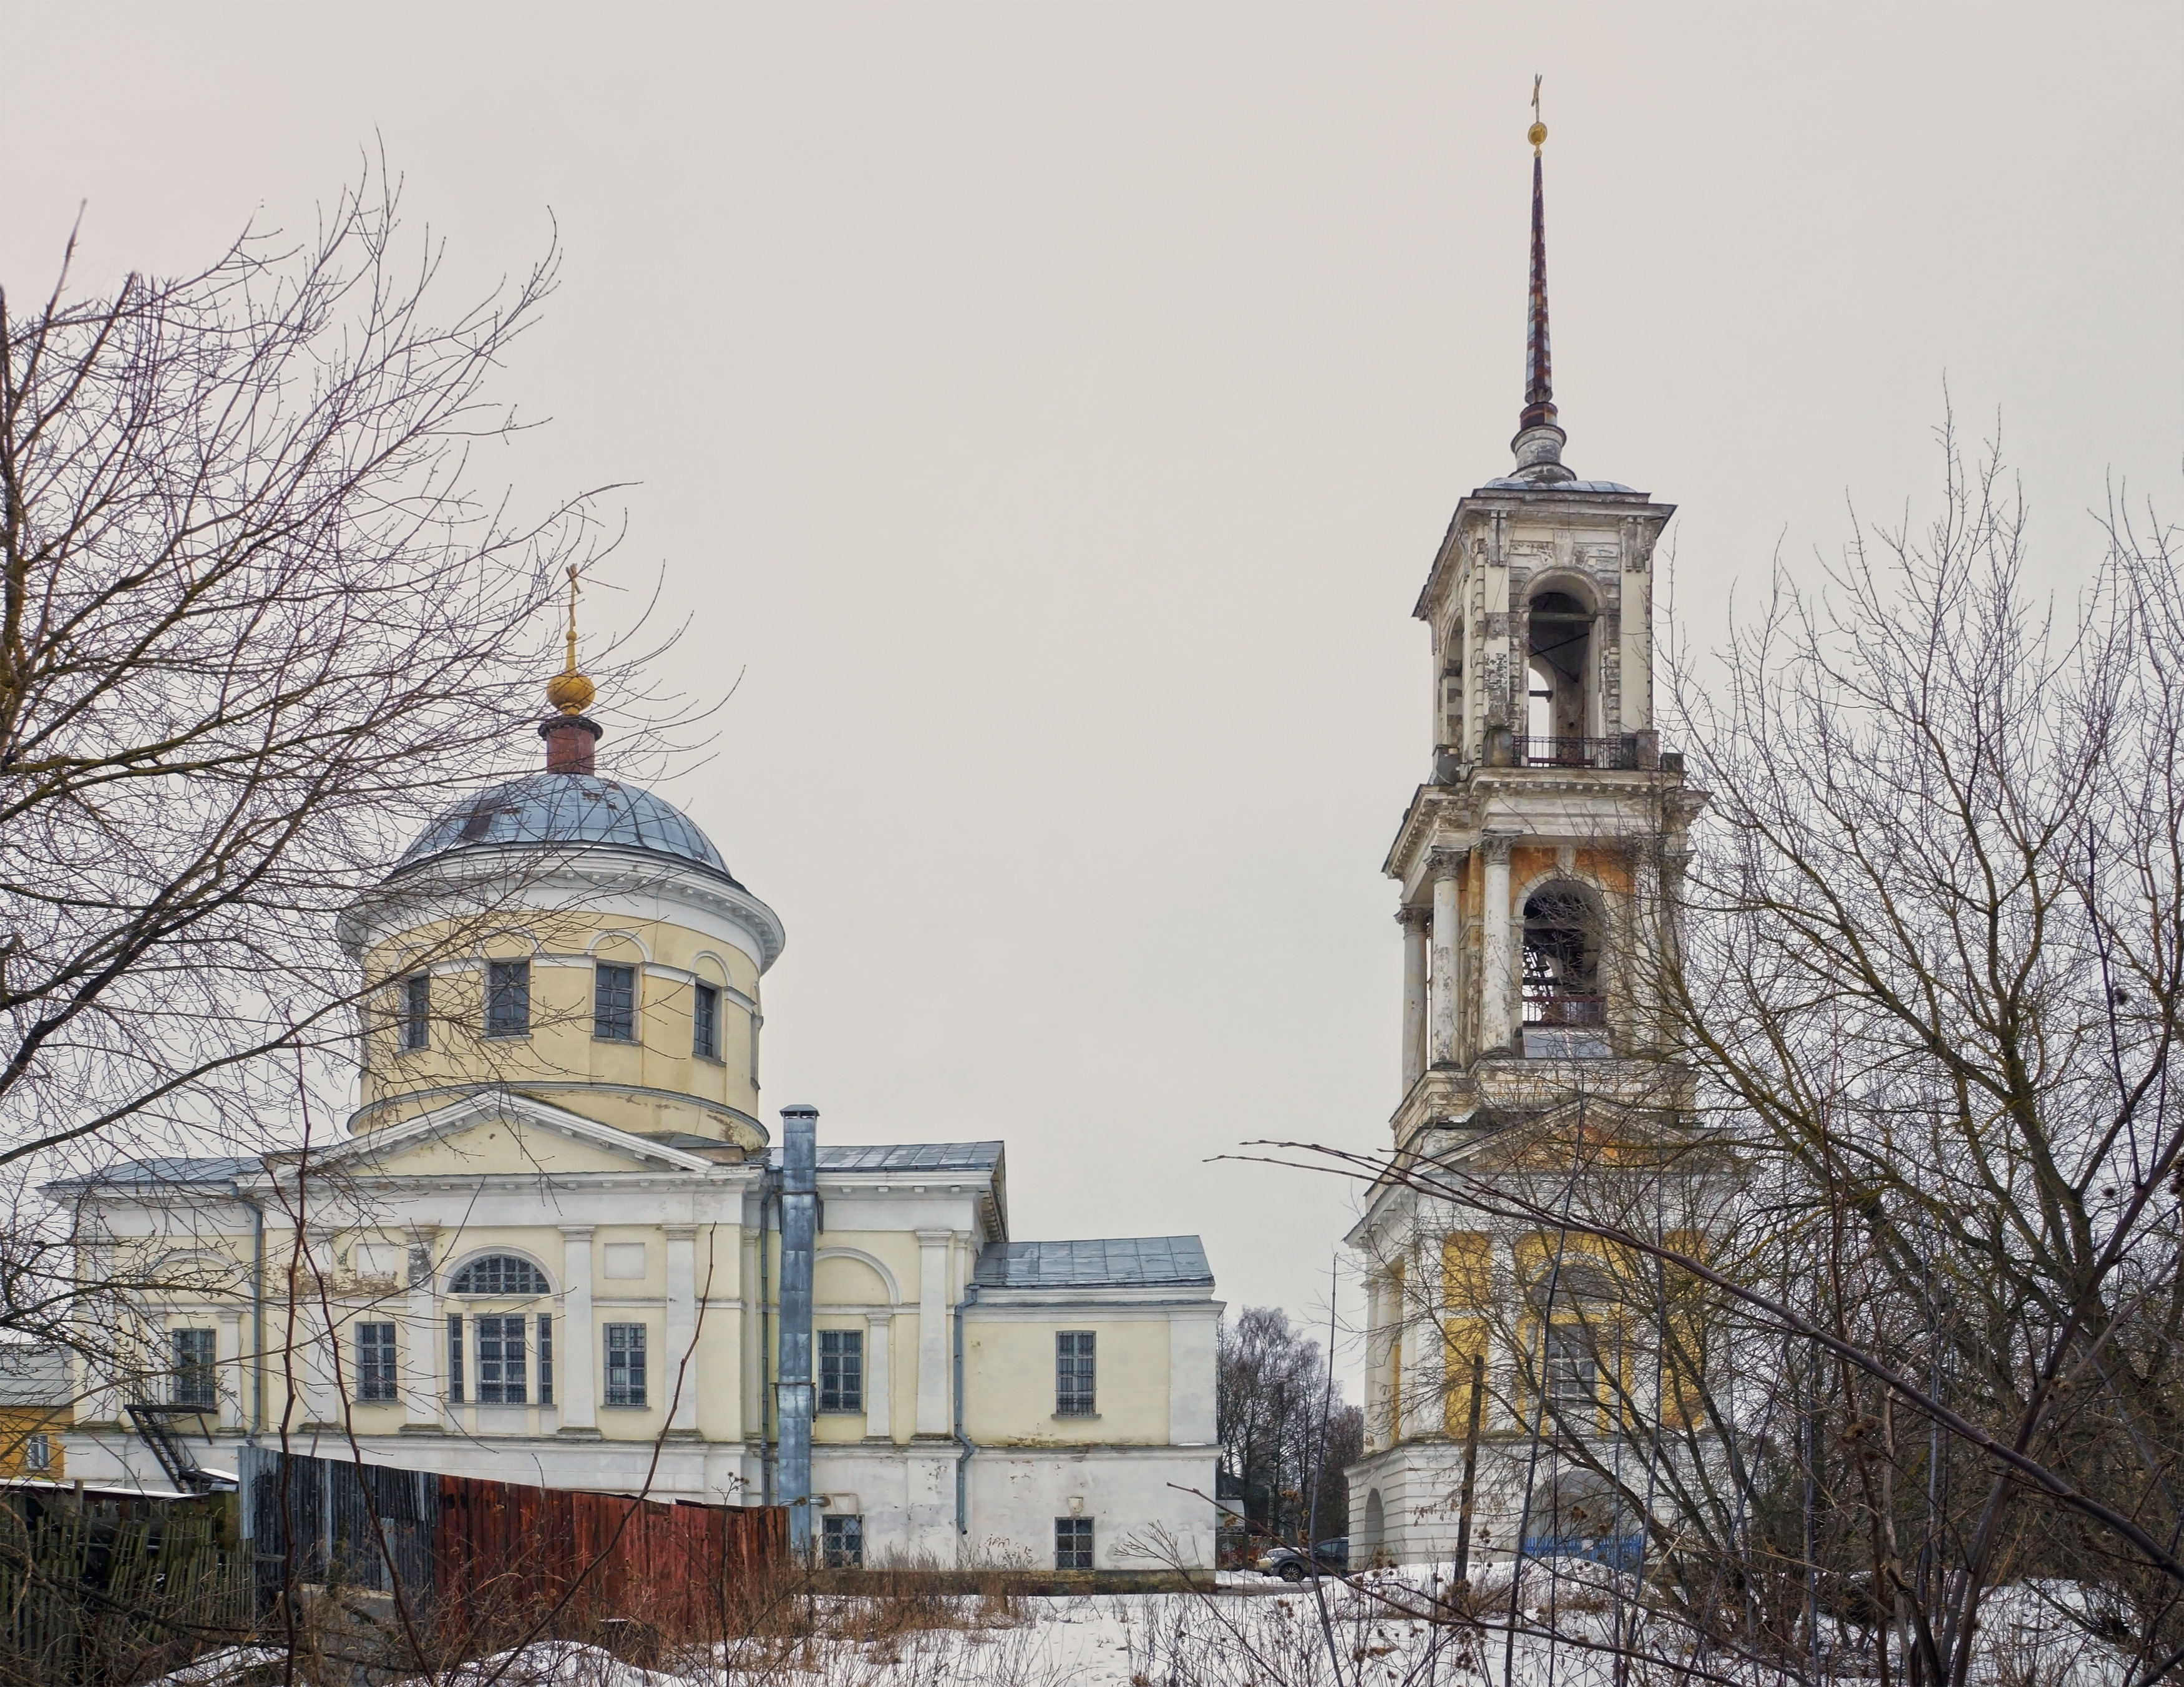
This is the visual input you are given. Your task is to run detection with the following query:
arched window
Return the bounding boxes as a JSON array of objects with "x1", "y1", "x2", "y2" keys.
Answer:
[
  {"x1": 1523, "y1": 883, "x2": 1609, "y2": 1057},
  {"x1": 449, "y1": 1254, "x2": 549, "y2": 1297},
  {"x1": 1524, "y1": 590, "x2": 1594, "y2": 758}
]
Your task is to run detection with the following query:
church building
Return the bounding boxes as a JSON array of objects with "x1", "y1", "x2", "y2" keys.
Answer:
[
  {"x1": 54, "y1": 630, "x2": 1221, "y2": 1574},
  {"x1": 1345, "y1": 115, "x2": 1720, "y2": 1565}
]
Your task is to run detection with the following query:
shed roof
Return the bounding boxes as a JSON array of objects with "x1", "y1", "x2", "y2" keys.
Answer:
[
  {"x1": 0, "y1": 1346, "x2": 70, "y2": 1407},
  {"x1": 973, "y1": 1236, "x2": 1213, "y2": 1291}
]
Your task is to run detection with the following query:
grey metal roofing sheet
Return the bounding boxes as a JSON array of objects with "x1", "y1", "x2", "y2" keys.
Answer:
[
  {"x1": 47, "y1": 1156, "x2": 261, "y2": 1193},
  {"x1": 396, "y1": 774, "x2": 738, "y2": 883},
  {"x1": 0, "y1": 1347, "x2": 70, "y2": 1406},
  {"x1": 973, "y1": 1236, "x2": 1213, "y2": 1289},
  {"x1": 769, "y1": 1142, "x2": 1005, "y2": 1173}
]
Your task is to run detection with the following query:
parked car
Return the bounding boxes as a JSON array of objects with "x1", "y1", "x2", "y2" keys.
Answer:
[{"x1": 1256, "y1": 1539, "x2": 1349, "y2": 1581}]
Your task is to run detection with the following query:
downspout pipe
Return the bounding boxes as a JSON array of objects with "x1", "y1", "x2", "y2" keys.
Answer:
[
  {"x1": 759, "y1": 1163, "x2": 778, "y2": 1509},
  {"x1": 777, "y1": 1105, "x2": 817, "y2": 1561},
  {"x1": 953, "y1": 1281, "x2": 978, "y2": 1539},
  {"x1": 234, "y1": 1183, "x2": 265, "y2": 1439}
]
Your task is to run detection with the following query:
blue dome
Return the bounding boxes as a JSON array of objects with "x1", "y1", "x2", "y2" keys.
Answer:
[{"x1": 397, "y1": 774, "x2": 740, "y2": 885}]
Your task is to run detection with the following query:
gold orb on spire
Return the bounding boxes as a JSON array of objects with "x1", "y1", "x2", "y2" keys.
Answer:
[
  {"x1": 547, "y1": 563, "x2": 597, "y2": 716},
  {"x1": 1528, "y1": 120, "x2": 1548, "y2": 150}
]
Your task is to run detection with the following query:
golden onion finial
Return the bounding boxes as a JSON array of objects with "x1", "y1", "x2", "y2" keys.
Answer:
[
  {"x1": 546, "y1": 563, "x2": 596, "y2": 716},
  {"x1": 1530, "y1": 74, "x2": 1547, "y2": 153}
]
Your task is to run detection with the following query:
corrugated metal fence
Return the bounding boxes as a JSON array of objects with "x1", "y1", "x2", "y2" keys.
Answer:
[{"x1": 240, "y1": 1449, "x2": 786, "y2": 1639}]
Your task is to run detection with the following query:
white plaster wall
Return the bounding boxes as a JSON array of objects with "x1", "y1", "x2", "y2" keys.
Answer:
[{"x1": 965, "y1": 1447, "x2": 1218, "y2": 1570}]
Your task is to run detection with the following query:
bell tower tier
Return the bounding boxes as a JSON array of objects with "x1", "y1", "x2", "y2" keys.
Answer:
[{"x1": 1379, "y1": 121, "x2": 1704, "y2": 1153}]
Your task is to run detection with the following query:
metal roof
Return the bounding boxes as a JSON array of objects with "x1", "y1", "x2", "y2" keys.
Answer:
[
  {"x1": 1478, "y1": 477, "x2": 1639, "y2": 494},
  {"x1": 769, "y1": 1142, "x2": 1005, "y2": 1174},
  {"x1": 47, "y1": 1155, "x2": 262, "y2": 1195},
  {"x1": 973, "y1": 1236, "x2": 1213, "y2": 1290},
  {"x1": 396, "y1": 774, "x2": 738, "y2": 884},
  {"x1": 0, "y1": 1346, "x2": 69, "y2": 1407}
]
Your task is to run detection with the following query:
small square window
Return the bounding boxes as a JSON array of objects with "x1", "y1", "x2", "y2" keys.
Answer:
[
  {"x1": 355, "y1": 1323, "x2": 399, "y2": 1402},
  {"x1": 693, "y1": 982, "x2": 721, "y2": 1060},
  {"x1": 819, "y1": 1329, "x2": 863, "y2": 1414},
  {"x1": 399, "y1": 974, "x2": 431, "y2": 1052},
  {"x1": 594, "y1": 964, "x2": 637, "y2": 1041},
  {"x1": 822, "y1": 1513, "x2": 864, "y2": 1569},
  {"x1": 23, "y1": 1434, "x2": 51, "y2": 1474},
  {"x1": 1055, "y1": 1516, "x2": 1094, "y2": 1571},
  {"x1": 172, "y1": 1328, "x2": 217, "y2": 1408},
  {"x1": 605, "y1": 1323, "x2": 648, "y2": 1407},
  {"x1": 487, "y1": 960, "x2": 531, "y2": 1037},
  {"x1": 1055, "y1": 1331, "x2": 1096, "y2": 1417}
]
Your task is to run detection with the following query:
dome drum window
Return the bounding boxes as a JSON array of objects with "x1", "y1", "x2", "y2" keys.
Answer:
[{"x1": 449, "y1": 1255, "x2": 550, "y2": 1298}]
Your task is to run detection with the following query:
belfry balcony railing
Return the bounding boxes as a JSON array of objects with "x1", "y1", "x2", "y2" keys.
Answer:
[
  {"x1": 1521, "y1": 992, "x2": 1611, "y2": 1060},
  {"x1": 1518, "y1": 735, "x2": 1640, "y2": 771}
]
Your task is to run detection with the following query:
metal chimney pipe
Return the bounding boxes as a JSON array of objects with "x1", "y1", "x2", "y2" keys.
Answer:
[{"x1": 778, "y1": 1105, "x2": 818, "y2": 1559}]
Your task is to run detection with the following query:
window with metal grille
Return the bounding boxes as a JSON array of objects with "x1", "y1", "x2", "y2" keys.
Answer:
[
  {"x1": 605, "y1": 1323, "x2": 647, "y2": 1407},
  {"x1": 819, "y1": 1329, "x2": 863, "y2": 1414},
  {"x1": 487, "y1": 960, "x2": 531, "y2": 1037},
  {"x1": 172, "y1": 1328, "x2": 217, "y2": 1408},
  {"x1": 594, "y1": 963, "x2": 636, "y2": 1041},
  {"x1": 356, "y1": 1323, "x2": 399, "y2": 1402},
  {"x1": 537, "y1": 1314, "x2": 553, "y2": 1406},
  {"x1": 1055, "y1": 1517, "x2": 1094, "y2": 1570},
  {"x1": 448, "y1": 1254, "x2": 550, "y2": 1297},
  {"x1": 400, "y1": 973, "x2": 431, "y2": 1052},
  {"x1": 447, "y1": 1314, "x2": 464, "y2": 1403},
  {"x1": 693, "y1": 982, "x2": 721, "y2": 1060},
  {"x1": 476, "y1": 1315, "x2": 527, "y2": 1404},
  {"x1": 1055, "y1": 1331, "x2": 1096, "y2": 1417},
  {"x1": 822, "y1": 1513, "x2": 864, "y2": 1568}
]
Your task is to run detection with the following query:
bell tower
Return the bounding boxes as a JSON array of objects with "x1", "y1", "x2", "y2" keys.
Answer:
[{"x1": 1383, "y1": 112, "x2": 1701, "y2": 1151}]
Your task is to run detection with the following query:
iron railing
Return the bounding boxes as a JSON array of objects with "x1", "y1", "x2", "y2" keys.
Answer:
[
  {"x1": 1517, "y1": 736, "x2": 1639, "y2": 770},
  {"x1": 1523, "y1": 992, "x2": 1607, "y2": 1027}
]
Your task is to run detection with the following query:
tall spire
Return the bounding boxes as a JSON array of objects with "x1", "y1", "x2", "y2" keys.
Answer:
[{"x1": 1509, "y1": 77, "x2": 1574, "y2": 484}]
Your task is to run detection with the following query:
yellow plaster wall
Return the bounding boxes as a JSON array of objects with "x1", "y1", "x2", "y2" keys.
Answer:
[
  {"x1": 963, "y1": 1319, "x2": 1170, "y2": 1445},
  {"x1": 358, "y1": 911, "x2": 761, "y2": 1140}
]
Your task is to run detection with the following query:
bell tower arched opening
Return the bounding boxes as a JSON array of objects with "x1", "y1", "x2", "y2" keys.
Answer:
[
  {"x1": 1521, "y1": 880, "x2": 1609, "y2": 1059},
  {"x1": 1524, "y1": 589, "x2": 1595, "y2": 758}
]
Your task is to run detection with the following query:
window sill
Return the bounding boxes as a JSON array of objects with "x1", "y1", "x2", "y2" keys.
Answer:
[
  {"x1": 1053, "y1": 1413, "x2": 1101, "y2": 1422},
  {"x1": 817, "y1": 1409, "x2": 865, "y2": 1418},
  {"x1": 693, "y1": 1052, "x2": 726, "y2": 1066},
  {"x1": 592, "y1": 1033, "x2": 638, "y2": 1045},
  {"x1": 600, "y1": 1403, "x2": 652, "y2": 1412},
  {"x1": 482, "y1": 1031, "x2": 532, "y2": 1042}
]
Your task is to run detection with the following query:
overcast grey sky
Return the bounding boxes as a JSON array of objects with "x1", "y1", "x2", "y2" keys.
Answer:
[{"x1": 7, "y1": 4, "x2": 2181, "y2": 1377}]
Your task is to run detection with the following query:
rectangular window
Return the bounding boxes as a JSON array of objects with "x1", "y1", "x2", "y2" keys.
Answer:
[
  {"x1": 476, "y1": 1314, "x2": 527, "y2": 1405},
  {"x1": 23, "y1": 1434, "x2": 50, "y2": 1474},
  {"x1": 172, "y1": 1328, "x2": 217, "y2": 1408},
  {"x1": 605, "y1": 1323, "x2": 647, "y2": 1407},
  {"x1": 400, "y1": 973, "x2": 431, "y2": 1052},
  {"x1": 1544, "y1": 1323, "x2": 1599, "y2": 1416},
  {"x1": 1055, "y1": 1331, "x2": 1096, "y2": 1417},
  {"x1": 447, "y1": 1314, "x2": 464, "y2": 1404},
  {"x1": 356, "y1": 1323, "x2": 399, "y2": 1402},
  {"x1": 693, "y1": 982, "x2": 721, "y2": 1060},
  {"x1": 819, "y1": 1329, "x2": 864, "y2": 1414},
  {"x1": 1055, "y1": 1516, "x2": 1094, "y2": 1571},
  {"x1": 486, "y1": 960, "x2": 532, "y2": 1037},
  {"x1": 537, "y1": 1314, "x2": 553, "y2": 1406},
  {"x1": 594, "y1": 964, "x2": 636, "y2": 1041},
  {"x1": 822, "y1": 1512, "x2": 864, "y2": 1569}
]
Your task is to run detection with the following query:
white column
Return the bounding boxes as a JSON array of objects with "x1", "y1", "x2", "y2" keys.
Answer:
[
  {"x1": 914, "y1": 1231, "x2": 952, "y2": 1437},
  {"x1": 864, "y1": 1314, "x2": 892, "y2": 1440},
  {"x1": 665, "y1": 1225, "x2": 699, "y2": 1432},
  {"x1": 217, "y1": 1310, "x2": 244, "y2": 1432},
  {"x1": 1481, "y1": 834, "x2": 1516, "y2": 1052},
  {"x1": 1400, "y1": 907, "x2": 1429, "y2": 1088},
  {"x1": 1428, "y1": 853, "x2": 1464, "y2": 1067},
  {"x1": 404, "y1": 1227, "x2": 440, "y2": 1427},
  {"x1": 560, "y1": 1227, "x2": 597, "y2": 1431}
]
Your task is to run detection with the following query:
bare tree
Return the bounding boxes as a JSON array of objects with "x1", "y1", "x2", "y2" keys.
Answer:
[{"x1": 0, "y1": 167, "x2": 675, "y2": 1352}]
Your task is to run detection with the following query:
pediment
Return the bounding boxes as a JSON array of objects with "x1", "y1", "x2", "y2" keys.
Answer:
[{"x1": 314, "y1": 1092, "x2": 719, "y2": 1181}]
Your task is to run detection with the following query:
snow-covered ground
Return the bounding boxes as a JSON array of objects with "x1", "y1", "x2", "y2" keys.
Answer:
[{"x1": 157, "y1": 1564, "x2": 2138, "y2": 1687}]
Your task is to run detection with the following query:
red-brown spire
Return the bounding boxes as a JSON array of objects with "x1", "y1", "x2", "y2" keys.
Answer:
[
  {"x1": 1508, "y1": 86, "x2": 1574, "y2": 485},
  {"x1": 1519, "y1": 148, "x2": 1556, "y2": 432}
]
